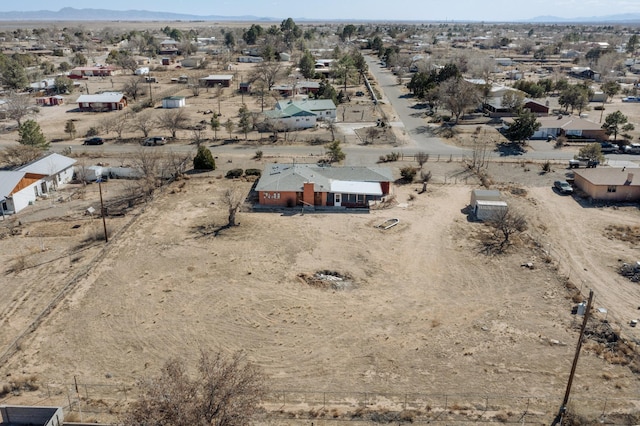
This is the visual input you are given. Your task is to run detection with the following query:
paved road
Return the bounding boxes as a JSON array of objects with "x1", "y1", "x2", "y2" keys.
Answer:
[{"x1": 363, "y1": 55, "x2": 640, "y2": 164}]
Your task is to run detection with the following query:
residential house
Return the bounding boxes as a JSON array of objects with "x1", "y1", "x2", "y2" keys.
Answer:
[
  {"x1": 75, "y1": 92, "x2": 127, "y2": 112},
  {"x1": 276, "y1": 99, "x2": 336, "y2": 121},
  {"x1": 162, "y1": 96, "x2": 186, "y2": 109},
  {"x1": 29, "y1": 78, "x2": 56, "y2": 94},
  {"x1": 503, "y1": 115, "x2": 606, "y2": 140},
  {"x1": 570, "y1": 67, "x2": 600, "y2": 81},
  {"x1": 255, "y1": 163, "x2": 393, "y2": 209},
  {"x1": 199, "y1": 74, "x2": 233, "y2": 88},
  {"x1": 181, "y1": 56, "x2": 204, "y2": 68},
  {"x1": 264, "y1": 103, "x2": 317, "y2": 130},
  {"x1": 159, "y1": 39, "x2": 179, "y2": 55},
  {"x1": 1, "y1": 153, "x2": 76, "y2": 215},
  {"x1": 35, "y1": 95, "x2": 64, "y2": 106},
  {"x1": 574, "y1": 168, "x2": 640, "y2": 202},
  {"x1": 68, "y1": 66, "x2": 119, "y2": 79}
]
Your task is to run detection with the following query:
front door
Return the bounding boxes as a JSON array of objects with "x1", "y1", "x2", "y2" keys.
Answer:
[{"x1": 334, "y1": 193, "x2": 342, "y2": 207}]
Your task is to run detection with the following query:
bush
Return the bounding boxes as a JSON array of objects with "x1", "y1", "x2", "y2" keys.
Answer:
[
  {"x1": 225, "y1": 168, "x2": 243, "y2": 179},
  {"x1": 193, "y1": 146, "x2": 216, "y2": 170},
  {"x1": 85, "y1": 127, "x2": 99, "y2": 137},
  {"x1": 244, "y1": 168, "x2": 261, "y2": 177},
  {"x1": 400, "y1": 166, "x2": 417, "y2": 182},
  {"x1": 254, "y1": 150, "x2": 263, "y2": 160}
]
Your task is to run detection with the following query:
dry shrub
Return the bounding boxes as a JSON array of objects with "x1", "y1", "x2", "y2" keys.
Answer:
[
  {"x1": 571, "y1": 293, "x2": 584, "y2": 303},
  {"x1": 603, "y1": 353, "x2": 629, "y2": 365},
  {"x1": 494, "y1": 411, "x2": 509, "y2": 422},
  {"x1": 64, "y1": 412, "x2": 81, "y2": 422},
  {"x1": 431, "y1": 319, "x2": 442, "y2": 328},
  {"x1": 602, "y1": 372, "x2": 613, "y2": 380},
  {"x1": 0, "y1": 375, "x2": 39, "y2": 396},
  {"x1": 399, "y1": 410, "x2": 417, "y2": 422}
]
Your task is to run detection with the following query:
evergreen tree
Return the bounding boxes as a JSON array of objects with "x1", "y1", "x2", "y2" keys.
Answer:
[
  {"x1": 504, "y1": 110, "x2": 540, "y2": 145},
  {"x1": 193, "y1": 145, "x2": 216, "y2": 170},
  {"x1": 64, "y1": 120, "x2": 76, "y2": 140},
  {"x1": 18, "y1": 120, "x2": 49, "y2": 149}
]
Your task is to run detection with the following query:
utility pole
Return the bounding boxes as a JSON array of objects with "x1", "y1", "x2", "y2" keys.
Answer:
[
  {"x1": 551, "y1": 289, "x2": 594, "y2": 426},
  {"x1": 97, "y1": 179, "x2": 108, "y2": 243}
]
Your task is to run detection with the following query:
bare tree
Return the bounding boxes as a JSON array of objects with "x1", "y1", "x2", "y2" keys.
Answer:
[
  {"x1": 122, "y1": 350, "x2": 265, "y2": 426},
  {"x1": 159, "y1": 108, "x2": 189, "y2": 139},
  {"x1": 487, "y1": 208, "x2": 527, "y2": 252},
  {"x1": 99, "y1": 116, "x2": 116, "y2": 136},
  {"x1": 250, "y1": 60, "x2": 285, "y2": 90},
  {"x1": 130, "y1": 111, "x2": 155, "y2": 138},
  {"x1": 160, "y1": 150, "x2": 192, "y2": 180},
  {"x1": 122, "y1": 77, "x2": 145, "y2": 101},
  {"x1": 438, "y1": 78, "x2": 480, "y2": 123},
  {"x1": 415, "y1": 151, "x2": 429, "y2": 169},
  {"x1": 223, "y1": 186, "x2": 245, "y2": 227},
  {"x1": 4, "y1": 91, "x2": 38, "y2": 126},
  {"x1": 188, "y1": 76, "x2": 202, "y2": 97},
  {"x1": 0, "y1": 145, "x2": 43, "y2": 167},
  {"x1": 112, "y1": 113, "x2": 130, "y2": 140}
]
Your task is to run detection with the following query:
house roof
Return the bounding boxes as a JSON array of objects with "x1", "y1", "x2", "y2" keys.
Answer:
[
  {"x1": 0, "y1": 171, "x2": 26, "y2": 198},
  {"x1": 76, "y1": 92, "x2": 125, "y2": 104},
  {"x1": 256, "y1": 163, "x2": 393, "y2": 193},
  {"x1": 503, "y1": 115, "x2": 602, "y2": 131},
  {"x1": 575, "y1": 168, "x2": 639, "y2": 186},
  {"x1": 265, "y1": 103, "x2": 316, "y2": 119},
  {"x1": 331, "y1": 180, "x2": 382, "y2": 196},
  {"x1": 200, "y1": 74, "x2": 233, "y2": 81},
  {"x1": 276, "y1": 99, "x2": 336, "y2": 112},
  {"x1": 18, "y1": 153, "x2": 76, "y2": 176}
]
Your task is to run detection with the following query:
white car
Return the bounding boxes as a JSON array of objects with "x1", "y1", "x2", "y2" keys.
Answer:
[{"x1": 622, "y1": 96, "x2": 640, "y2": 103}]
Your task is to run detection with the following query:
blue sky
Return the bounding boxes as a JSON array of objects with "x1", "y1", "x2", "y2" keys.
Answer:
[{"x1": 0, "y1": 0, "x2": 638, "y2": 21}]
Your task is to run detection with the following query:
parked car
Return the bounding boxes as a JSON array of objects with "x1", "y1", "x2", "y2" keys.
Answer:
[
  {"x1": 600, "y1": 142, "x2": 619, "y2": 153},
  {"x1": 554, "y1": 180, "x2": 573, "y2": 194},
  {"x1": 83, "y1": 137, "x2": 104, "y2": 145},
  {"x1": 624, "y1": 143, "x2": 640, "y2": 154},
  {"x1": 622, "y1": 96, "x2": 640, "y2": 103},
  {"x1": 143, "y1": 136, "x2": 166, "y2": 146},
  {"x1": 569, "y1": 158, "x2": 599, "y2": 168},
  {"x1": 355, "y1": 91, "x2": 365, "y2": 97}
]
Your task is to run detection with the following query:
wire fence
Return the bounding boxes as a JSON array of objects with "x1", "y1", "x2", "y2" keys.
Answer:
[{"x1": 2, "y1": 380, "x2": 639, "y2": 425}]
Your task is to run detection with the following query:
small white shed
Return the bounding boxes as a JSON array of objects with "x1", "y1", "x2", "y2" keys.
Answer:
[
  {"x1": 162, "y1": 96, "x2": 186, "y2": 109},
  {"x1": 470, "y1": 189, "x2": 508, "y2": 221}
]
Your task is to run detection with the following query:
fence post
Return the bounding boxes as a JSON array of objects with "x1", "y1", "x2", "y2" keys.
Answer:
[
  {"x1": 84, "y1": 384, "x2": 89, "y2": 399},
  {"x1": 67, "y1": 389, "x2": 72, "y2": 409},
  {"x1": 323, "y1": 392, "x2": 326, "y2": 409},
  {"x1": 123, "y1": 385, "x2": 128, "y2": 401}
]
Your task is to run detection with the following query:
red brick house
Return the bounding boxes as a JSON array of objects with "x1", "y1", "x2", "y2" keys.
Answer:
[{"x1": 255, "y1": 163, "x2": 393, "y2": 209}]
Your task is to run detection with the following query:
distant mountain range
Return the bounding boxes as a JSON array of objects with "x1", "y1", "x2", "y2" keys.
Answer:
[
  {"x1": 528, "y1": 13, "x2": 640, "y2": 23},
  {"x1": 0, "y1": 7, "x2": 276, "y2": 22},
  {"x1": 0, "y1": 7, "x2": 640, "y2": 23}
]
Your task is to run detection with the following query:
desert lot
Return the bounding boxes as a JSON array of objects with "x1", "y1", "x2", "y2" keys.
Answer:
[{"x1": 1, "y1": 165, "x2": 640, "y2": 423}]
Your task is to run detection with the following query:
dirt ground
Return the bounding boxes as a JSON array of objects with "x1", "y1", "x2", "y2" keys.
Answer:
[{"x1": 1, "y1": 161, "x2": 640, "y2": 423}]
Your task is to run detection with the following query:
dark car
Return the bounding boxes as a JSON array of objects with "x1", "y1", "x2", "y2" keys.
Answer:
[
  {"x1": 554, "y1": 180, "x2": 573, "y2": 194},
  {"x1": 83, "y1": 137, "x2": 104, "y2": 145}
]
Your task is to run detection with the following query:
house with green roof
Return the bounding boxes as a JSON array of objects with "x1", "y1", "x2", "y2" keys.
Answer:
[{"x1": 264, "y1": 99, "x2": 337, "y2": 130}]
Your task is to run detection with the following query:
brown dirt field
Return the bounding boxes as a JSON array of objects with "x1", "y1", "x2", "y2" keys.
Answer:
[{"x1": 1, "y1": 168, "x2": 639, "y2": 423}]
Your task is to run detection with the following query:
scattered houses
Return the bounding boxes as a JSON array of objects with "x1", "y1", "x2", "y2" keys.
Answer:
[{"x1": 255, "y1": 163, "x2": 393, "y2": 209}]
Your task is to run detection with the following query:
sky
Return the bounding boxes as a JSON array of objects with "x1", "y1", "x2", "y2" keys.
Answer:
[{"x1": 0, "y1": 0, "x2": 639, "y2": 22}]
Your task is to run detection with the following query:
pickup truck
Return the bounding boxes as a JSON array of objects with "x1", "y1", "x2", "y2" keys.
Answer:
[
  {"x1": 569, "y1": 158, "x2": 599, "y2": 168},
  {"x1": 624, "y1": 143, "x2": 640, "y2": 154},
  {"x1": 600, "y1": 142, "x2": 619, "y2": 153}
]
